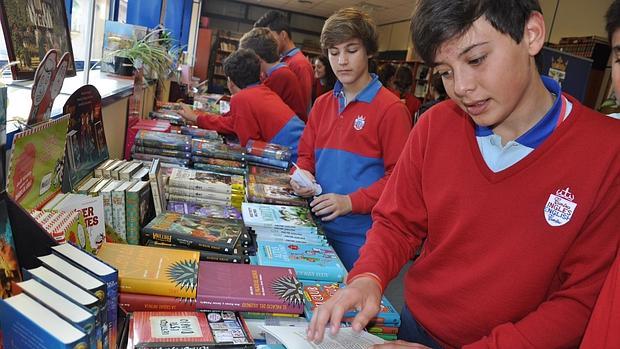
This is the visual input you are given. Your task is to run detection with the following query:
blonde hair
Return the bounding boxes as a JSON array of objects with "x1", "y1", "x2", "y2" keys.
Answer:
[{"x1": 320, "y1": 7, "x2": 378, "y2": 56}]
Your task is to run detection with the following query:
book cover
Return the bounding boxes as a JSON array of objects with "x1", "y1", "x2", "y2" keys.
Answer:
[
  {"x1": 191, "y1": 156, "x2": 245, "y2": 168},
  {"x1": 203, "y1": 310, "x2": 254, "y2": 347},
  {"x1": 126, "y1": 181, "x2": 153, "y2": 245},
  {"x1": 256, "y1": 241, "x2": 346, "y2": 283},
  {"x1": 166, "y1": 200, "x2": 242, "y2": 220},
  {"x1": 191, "y1": 139, "x2": 246, "y2": 161},
  {"x1": 119, "y1": 292, "x2": 196, "y2": 313},
  {"x1": 247, "y1": 183, "x2": 307, "y2": 207},
  {"x1": 166, "y1": 186, "x2": 237, "y2": 202},
  {"x1": 148, "y1": 159, "x2": 166, "y2": 216},
  {"x1": 142, "y1": 212, "x2": 244, "y2": 254},
  {"x1": 0, "y1": 293, "x2": 88, "y2": 349},
  {"x1": 246, "y1": 140, "x2": 292, "y2": 161},
  {"x1": 303, "y1": 282, "x2": 401, "y2": 326},
  {"x1": 197, "y1": 262, "x2": 304, "y2": 314},
  {"x1": 132, "y1": 311, "x2": 216, "y2": 348},
  {"x1": 96, "y1": 243, "x2": 199, "y2": 298},
  {"x1": 0, "y1": 199, "x2": 20, "y2": 299},
  {"x1": 245, "y1": 154, "x2": 289, "y2": 170},
  {"x1": 7, "y1": 115, "x2": 70, "y2": 210},
  {"x1": 193, "y1": 162, "x2": 247, "y2": 176},
  {"x1": 179, "y1": 126, "x2": 220, "y2": 140},
  {"x1": 166, "y1": 193, "x2": 243, "y2": 210},
  {"x1": 112, "y1": 181, "x2": 134, "y2": 243},
  {"x1": 132, "y1": 145, "x2": 192, "y2": 159},
  {"x1": 53, "y1": 193, "x2": 106, "y2": 252},
  {"x1": 133, "y1": 152, "x2": 191, "y2": 167},
  {"x1": 168, "y1": 168, "x2": 244, "y2": 194},
  {"x1": 100, "y1": 180, "x2": 122, "y2": 243},
  {"x1": 133, "y1": 130, "x2": 191, "y2": 152},
  {"x1": 242, "y1": 203, "x2": 316, "y2": 232},
  {"x1": 145, "y1": 240, "x2": 251, "y2": 264},
  {"x1": 61, "y1": 85, "x2": 109, "y2": 193},
  {"x1": 51, "y1": 242, "x2": 120, "y2": 347},
  {"x1": 1, "y1": 84, "x2": 7, "y2": 190}
]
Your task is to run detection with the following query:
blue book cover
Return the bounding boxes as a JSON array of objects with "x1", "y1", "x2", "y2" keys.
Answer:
[
  {"x1": 51, "y1": 243, "x2": 119, "y2": 348},
  {"x1": 256, "y1": 241, "x2": 346, "y2": 283},
  {"x1": 0, "y1": 293, "x2": 88, "y2": 349},
  {"x1": 302, "y1": 281, "x2": 401, "y2": 326}
]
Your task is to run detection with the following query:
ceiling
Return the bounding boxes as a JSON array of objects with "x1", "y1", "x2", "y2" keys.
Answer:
[{"x1": 235, "y1": 0, "x2": 416, "y2": 25}]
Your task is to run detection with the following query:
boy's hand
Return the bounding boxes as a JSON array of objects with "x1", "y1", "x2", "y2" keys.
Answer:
[
  {"x1": 290, "y1": 169, "x2": 317, "y2": 197},
  {"x1": 371, "y1": 341, "x2": 432, "y2": 349},
  {"x1": 307, "y1": 276, "x2": 382, "y2": 343},
  {"x1": 178, "y1": 103, "x2": 198, "y2": 124},
  {"x1": 311, "y1": 194, "x2": 352, "y2": 221}
]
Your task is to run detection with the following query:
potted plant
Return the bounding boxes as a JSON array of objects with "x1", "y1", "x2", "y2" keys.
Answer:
[{"x1": 109, "y1": 28, "x2": 175, "y2": 79}]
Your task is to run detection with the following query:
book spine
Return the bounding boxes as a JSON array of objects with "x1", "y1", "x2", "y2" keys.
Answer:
[
  {"x1": 101, "y1": 273, "x2": 120, "y2": 349},
  {"x1": 133, "y1": 145, "x2": 192, "y2": 159},
  {"x1": 166, "y1": 186, "x2": 233, "y2": 201},
  {"x1": 119, "y1": 276, "x2": 197, "y2": 298},
  {"x1": 149, "y1": 176, "x2": 163, "y2": 216},
  {"x1": 125, "y1": 189, "x2": 140, "y2": 245},
  {"x1": 168, "y1": 177, "x2": 232, "y2": 194},
  {"x1": 119, "y1": 293, "x2": 196, "y2": 312},
  {"x1": 101, "y1": 190, "x2": 115, "y2": 241},
  {"x1": 167, "y1": 194, "x2": 238, "y2": 207},
  {"x1": 132, "y1": 152, "x2": 191, "y2": 166},
  {"x1": 142, "y1": 229, "x2": 232, "y2": 254},
  {"x1": 133, "y1": 138, "x2": 191, "y2": 152},
  {"x1": 196, "y1": 295, "x2": 302, "y2": 314},
  {"x1": 111, "y1": 189, "x2": 128, "y2": 243}
]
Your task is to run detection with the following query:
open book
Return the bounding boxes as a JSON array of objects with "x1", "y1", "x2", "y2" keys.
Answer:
[{"x1": 260, "y1": 325, "x2": 384, "y2": 349}]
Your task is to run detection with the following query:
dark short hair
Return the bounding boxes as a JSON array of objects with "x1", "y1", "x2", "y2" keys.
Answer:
[
  {"x1": 394, "y1": 65, "x2": 414, "y2": 93},
  {"x1": 254, "y1": 10, "x2": 291, "y2": 39},
  {"x1": 240, "y1": 27, "x2": 280, "y2": 63},
  {"x1": 430, "y1": 72, "x2": 447, "y2": 98},
  {"x1": 321, "y1": 7, "x2": 378, "y2": 56},
  {"x1": 606, "y1": 0, "x2": 620, "y2": 43},
  {"x1": 316, "y1": 55, "x2": 337, "y2": 90},
  {"x1": 223, "y1": 49, "x2": 261, "y2": 89},
  {"x1": 411, "y1": 0, "x2": 542, "y2": 65},
  {"x1": 377, "y1": 63, "x2": 396, "y2": 86}
]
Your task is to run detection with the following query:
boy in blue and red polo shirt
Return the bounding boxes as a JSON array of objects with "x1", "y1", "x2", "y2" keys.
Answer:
[
  {"x1": 255, "y1": 10, "x2": 314, "y2": 110},
  {"x1": 239, "y1": 27, "x2": 308, "y2": 122},
  {"x1": 179, "y1": 49, "x2": 304, "y2": 161},
  {"x1": 290, "y1": 8, "x2": 411, "y2": 271}
]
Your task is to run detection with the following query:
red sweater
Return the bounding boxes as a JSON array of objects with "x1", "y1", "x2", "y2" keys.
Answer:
[
  {"x1": 282, "y1": 48, "x2": 313, "y2": 110},
  {"x1": 263, "y1": 63, "x2": 308, "y2": 122},
  {"x1": 390, "y1": 88, "x2": 421, "y2": 117},
  {"x1": 348, "y1": 97, "x2": 620, "y2": 348}
]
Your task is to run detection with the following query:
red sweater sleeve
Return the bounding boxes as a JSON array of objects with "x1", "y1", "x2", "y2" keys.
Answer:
[
  {"x1": 294, "y1": 105, "x2": 318, "y2": 173},
  {"x1": 196, "y1": 112, "x2": 236, "y2": 135},
  {"x1": 349, "y1": 102, "x2": 412, "y2": 214},
  {"x1": 196, "y1": 101, "x2": 262, "y2": 147}
]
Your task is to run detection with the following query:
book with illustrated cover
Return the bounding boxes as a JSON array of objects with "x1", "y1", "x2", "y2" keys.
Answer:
[
  {"x1": 191, "y1": 156, "x2": 245, "y2": 168},
  {"x1": 145, "y1": 239, "x2": 251, "y2": 264},
  {"x1": 202, "y1": 310, "x2": 254, "y2": 348},
  {"x1": 247, "y1": 183, "x2": 307, "y2": 207},
  {"x1": 0, "y1": 199, "x2": 20, "y2": 299},
  {"x1": 62, "y1": 85, "x2": 109, "y2": 192},
  {"x1": 193, "y1": 162, "x2": 247, "y2": 176},
  {"x1": 246, "y1": 140, "x2": 292, "y2": 161},
  {"x1": 166, "y1": 200, "x2": 242, "y2": 220},
  {"x1": 142, "y1": 212, "x2": 245, "y2": 254},
  {"x1": 148, "y1": 159, "x2": 166, "y2": 216},
  {"x1": 166, "y1": 193, "x2": 242, "y2": 210},
  {"x1": 197, "y1": 262, "x2": 304, "y2": 314},
  {"x1": 257, "y1": 241, "x2": 346, "y2": 283},
  {"x1": 242, "y1": 203, "x2": 316, "y2": 233},
  {"x1": 7, "y1": 115, "x2": 69, "y2": 210},
  {"x1": 132, "y1": 311, "x2": 220, "y2": 348},
  {"x1": 191, "y1": 139, "x2": 246, "y2": 161},
  {"x1": 132, "y1": 145, "x2": 192, "y2": 159},
  {"x1": 303, "y1": 282, "x2": 401, "y2": 326},
  {"x1": 245, "y1": 154, "x2": 289, "y2": 170},
  {"x1": 96, "y1": 243, "x2": 199, "y2": 298},
  {"x1": 132, "y1": 152, "x2": 191, "y2": 167},
  {"x1": 133, "y1": 130, "x2": 191, "y2": 151},
  {"x1": 51, "y1": 193, "x2": 106, "y2": 252},
  {"x1": 179, "y1": 126, "x2": 220, "y2": 140},
  {"x1": 126, "y1": 181, "x2": 154, "y2": 245},
  {"x1": 31, "y1": 209, "x2": 92, "y2": 252},
  {"x1": 119, "y1": 292, "x2": 196, "y2": 313},
  {"x1": 168, "y1": 168, "x2": 244, "y2": 194}
]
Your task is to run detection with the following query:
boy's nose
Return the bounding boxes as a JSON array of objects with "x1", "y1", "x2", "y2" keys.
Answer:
[
  {"x1": 452, "y1": 72, "x2": 475, "y2": 97},
  {"x1": 338, "y1": 54, "x2": 348, "y2": 65}
]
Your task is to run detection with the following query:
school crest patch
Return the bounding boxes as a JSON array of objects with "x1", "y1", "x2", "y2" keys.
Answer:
[
  {"x1": 353, "y1": 115, "x2": 366, "y2": 131},
  {"x1": 544, "y1": 187, "x2": 577, "y2": 227}
]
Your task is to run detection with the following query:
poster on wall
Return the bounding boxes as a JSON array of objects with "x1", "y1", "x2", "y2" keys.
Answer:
[
  {"x1": 539, "y1": 46, "x2": 593, "y2": 103},
  {"x1": 0, "y1": 0, "x2": 76, "y2": 80}
]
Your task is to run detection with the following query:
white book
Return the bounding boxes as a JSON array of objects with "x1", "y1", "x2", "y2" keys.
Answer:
[
  {"x1": 260, "y1": 326, "x2": 383, "y2": 349},
  {"x1": 94, "y1": 159, "x2": 115, "y2": 178},
  {"x1": 119, "y1": 161, "x2": 143, "y2": 181},
  {"x1": 75, "y1": 177, "x2": 103, "y2": 195},
  {"x1": 53, "y1": 193, "x2": 106, "y2": 250}
]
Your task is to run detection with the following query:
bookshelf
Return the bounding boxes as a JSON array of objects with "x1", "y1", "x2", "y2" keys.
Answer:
[
  {"x1": 208, "y1": 30, "x2": 242, "y2": 94},
  {"x1": 377, "y1": 59, "x2": 434, "y2": 102}
]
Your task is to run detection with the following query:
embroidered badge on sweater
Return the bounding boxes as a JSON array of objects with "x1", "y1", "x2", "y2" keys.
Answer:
[
  {"x1": 544, "y1": 187, "x2": 577, "y2": 226},
  {"x1": 353, "y1": 115, "x2": 366, "y2": 131}
]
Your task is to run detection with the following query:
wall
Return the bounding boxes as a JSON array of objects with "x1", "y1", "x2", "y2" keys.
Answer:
[
  {"x1": 541, "y1": 0, "x2": 613, "y2": 43},
  {"x1": 378, "y1": 21, "x2": 411, "y2": 52}
]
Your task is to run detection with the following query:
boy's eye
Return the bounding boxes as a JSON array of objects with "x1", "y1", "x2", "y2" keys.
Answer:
[
  {"x1": 469, "y1": 55, "x2": 487, "y2": 65},
  {"x1": 329, "y1": 50, "x2": 339, "y2": 56},
  {"x1": 438, "y1": 70, "x2": 452, "y2": 79},
  {"x1": 347, "y1": 49, "x2": 358, "y2": 54}
]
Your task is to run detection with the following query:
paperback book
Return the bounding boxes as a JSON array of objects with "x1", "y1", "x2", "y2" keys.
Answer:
[
  {"x1": 132, "y1": 311, "x2": 216, "y2": 348},
  {"x1": 202, "y1": 310, "x2": 254, "y2": 348},
  {"x1": 247, "y1": 183, "x2": 307, "y2": 207},
  {"x1": 133, "y1": 130, "x2": 191, "y2": 151},
  {"x1": 191, "y1": 139, "x2": 246, "y2": 161},
  {"x1": 119, "y1": 292, "x2": 196, "y2": 313},
  {"x1": 246, "y1": 139, "x2": 291, "y2": 161},
  {"x1": 168, "y1": 168, "x2": 244, "y2": 194},
  {"x1": 242, "y1": 203, "x2": 316, "y2": 232},
  {"x1": 166, "y1": 200, "x2": 242, "y2": 220},
  {"x1": 145, "y1": 239, "x2": 251, "y2": 264}
]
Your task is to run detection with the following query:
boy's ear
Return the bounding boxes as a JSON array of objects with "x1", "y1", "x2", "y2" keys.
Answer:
[{"x1": 523, "y1": 11, "x2": 546, "y2": 56}]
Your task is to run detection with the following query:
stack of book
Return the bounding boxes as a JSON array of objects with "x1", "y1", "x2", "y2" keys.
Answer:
[
  {"x1": 303, "y1": 282, "x2": 401, "y2": 341},
  {"x1": 245, "y1": 139, "x2": 292, "y2": 170},
  {"x1": 141, "y1": 212, "x2": 253, "y2": 264},
  {"x1": 132, "y1": 130, "x2": 192, "y2": 167},
  {"x1": 176, "y1": 125, "x2": 222, "y2": 141},
  {"x1": 246, "y1": 166, "x2": 307, "y2": 207},
  {"x1": 125, "y1": 119, "x2": 172, "y2": 160},
  {"x1": 166, "y1": 167, "x2": 245, "y2": 209},
  {"x1": 150, "y1": 102, "x2": 187, "y2": 126},
  {"x1": 166, "y1": 200, "x2": 242, "y2": 220},
  {"x1": 4, "y1": 243, "x2": 119, "y2": 349},
  {"x1": 191, "y1": 138, "x2": 248, "y2": 175}
]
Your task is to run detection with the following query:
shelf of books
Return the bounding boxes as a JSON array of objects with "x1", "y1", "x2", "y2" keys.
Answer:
[{"x1": 1, "y1": 74, "x2": 400, "y2": 348}]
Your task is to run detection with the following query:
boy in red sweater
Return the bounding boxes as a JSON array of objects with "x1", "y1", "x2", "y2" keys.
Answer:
[
  {"x1": 179, "y1": 49, "x2": 304, "y2": 161},
  {"x1": 290, "y1": 8, "x2": 411, "y2": 271},
  {"x1": 307, "y1": 1, "x2": 620, "y2": 348},
  {"x1": 254, "y1": 10, "x2": 314, "y2": 110},
  {"x1": 239, "y1": 27, "x2": 308, "y2": 122}
]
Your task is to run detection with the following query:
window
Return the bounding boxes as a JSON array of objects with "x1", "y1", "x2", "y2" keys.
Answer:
[{"x1": 69, "y1": 0, "x2": 111, "y2": 61}]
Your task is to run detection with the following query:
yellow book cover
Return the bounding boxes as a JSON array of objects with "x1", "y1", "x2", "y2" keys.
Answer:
[{"x1": 96, "y1": 243, "x2": 199, "y2": 298}]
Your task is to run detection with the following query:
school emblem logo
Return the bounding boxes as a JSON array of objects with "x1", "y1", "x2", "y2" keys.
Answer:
[
  {"x1": 353, "y1": 115, "x2": 366, "y2": 130},
  {"x1": 544, "y1": 187, "x2": 577, "y2": 227}
]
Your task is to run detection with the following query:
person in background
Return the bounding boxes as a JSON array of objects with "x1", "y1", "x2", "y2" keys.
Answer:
[
  {"x1": 254, "y1": 10, "x2": 314, "y2": 111},
  {"x1": 376, "y1": 62, "x2": 396, "y2": 90},
  {"x1": 392, "y1": 64, "x2": 422, "y2": 119},
  {"x1": 178, "y1": 49, "x2": 304, "y2": 162},
  {"x1": 415, "y1": 72, "x2": 449, "y2": 120},
  {"x1": 312, "y1": 55, "x2": 336, "y2": 102},
  {"x1": 239, "y1": 27, "x2": 308, "y2": 122},
  {"x1": 579, "y1": 1, "x2": 620, "y2": 347},
  {"x1": 306, "y1": 0, "x2": 620, "y2": 347},
  {"x1": 290, "y1": 7, "x2": 411, "y2": 271}
]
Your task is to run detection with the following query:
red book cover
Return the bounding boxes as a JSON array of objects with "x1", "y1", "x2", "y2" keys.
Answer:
[
  {"x1": 132, "y1": 311, "x2": 215, "y2": 348},
  {"x1": 119, "y1": 293, "x2": 196, "y2": 312},
  {"x1": 197, "y1": 262, "x2": 304, "y2": 314}
]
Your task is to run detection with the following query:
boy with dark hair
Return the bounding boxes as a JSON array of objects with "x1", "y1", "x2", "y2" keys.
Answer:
[
  {"x1": 290, "y1": 7, "x2": 411, "y2": 271},
  {"x1": 393, "y1": 65, "x2": 421, "y2": 118},
  {"x1": 179, "y1": 49, "x2": 304, "y2": 161},
  {"x1": 239, "y1": 27, "x2": 308, "y2": 122},
  {"x1": 579, "y1": 2, "x2": 620, "y2": 347},
  {"x1": 307, "y1": 1, "x2": 620, "y2": 348},
  {"x1": 254, "y1": 10, "x2": 314, "y2": 110}
]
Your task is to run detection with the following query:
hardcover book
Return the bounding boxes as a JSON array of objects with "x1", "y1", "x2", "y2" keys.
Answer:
[
  {"x1": 125, "y1": 180, "x2": 154, "y2": 245},
  {"x1": 52, "y1": 193, "x2": 106, "y2": 252},
  {"x1": 0, "y1": 199, "x2": 20, "y2": 299},
  {"x1": 256, "y1": 241, "x2": 346, "y2": 283},
  {"x1": 133, "y1": 130, "x2": 191, "y2": 152},
  {"x1": 96, "y1": 243, "x2": 199, "y2": 299},
  {"x1": 179, "y1": 126, "x2": 220, "y2": 140},
  {"x1": 197, "y1": 262, "x2": 304, "y2": 314},
  {"x1": 191, "y1": 139, "x2": 246, "y2": 161},
  {"x1": 132, "y1": 311, "x2": 216, "y2": 348},
  {"x1": 246, "y1": 139, "x2": 291, "y2": 161},
  {"x1": 145, "y1": 240, "x2": 251, "y2": 264},
  {"x1": 193, "y1": 162, "x2": 247, "y2": 176},
  {"x1": 242, "y1": 203, "x2": 317, "y2": 232},
  {"x1": 166, "y1": 200, "x2": 242, "y2": 220},
  {"x1": 132, "y1": 145, "x2": 192, "y2": 159},
  {"x1": 168, "y1": 168, "x2": 244, "y2": 194},
  {"x1": 148, "y1": 159, "x2": 166, "y2": 216},
  {"x1": 119, "y1": 292, "x2": 196, "y2": 313},
  {"x1": 142, "y1": 212, "x2": 244, "y2": 254},
  {"x1": 247, "y1": 183, "x2": 307, "y2": 207}
]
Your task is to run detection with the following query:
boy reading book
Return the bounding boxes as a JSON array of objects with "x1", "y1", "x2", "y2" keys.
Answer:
[
  {"x1": 290, "y1": 8, "x2": 411, "y2": 270},
  {"x1": 239, "y1": 27, "x2": 308, "y2": 122},
  {"x1": 306, "y1": 1, "x2": 620, "y2": 348},
  {"x1": 179, "y1": 49, "x2": 304, "y2": 162}
]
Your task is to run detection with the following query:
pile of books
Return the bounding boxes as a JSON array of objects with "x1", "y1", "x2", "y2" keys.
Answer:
[
  {"x1": 166, "y1": 167, "x2": 245, "y2": 208},
  {"x1": 131, "y1": 129, "x2": 192, "y2": 167},
  {"x1": 149, "y1": 102, "x2": 187, "y2": 126},
  {"x1": 191, "y1": 138, "x2": 248, "y2": 175},
  {"x1": 245, "y1": 139, "x2": 292, "y2": 170},
  {"x1": 246, "y1": 166, "x2": 307, "y2": 207}
]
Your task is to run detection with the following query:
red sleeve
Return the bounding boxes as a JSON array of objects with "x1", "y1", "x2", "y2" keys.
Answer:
[
  {"x1": 294, "y1": 104, "x2": 319, "y2": 174},
  {"x1": 346, "y1": 116, "x2": 428, "y2": 290},
  {"x1": 196, "y1": 103, "x2": 261, "y2": 147},
  {"x1": 463, "y1": 179, "x2": 620, "y2": 348},
  {"x1": 348, "y1": 102, "x2": 412, "y2": 214},
  {"x1": 196, "y1": 112, "x2": 236, "y2": 134}
]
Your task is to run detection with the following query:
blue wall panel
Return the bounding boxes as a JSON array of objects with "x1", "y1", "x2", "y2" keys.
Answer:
[{"x1": 126, "y1": 0, "x2": 162, "y2": 29}]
